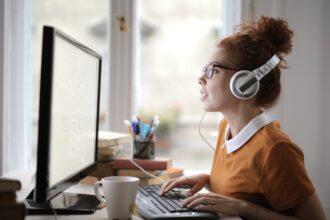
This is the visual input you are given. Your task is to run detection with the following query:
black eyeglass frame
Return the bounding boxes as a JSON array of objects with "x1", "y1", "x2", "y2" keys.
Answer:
[{"x1": 202, "y1": 62, "x2": 237, "y2": 79}]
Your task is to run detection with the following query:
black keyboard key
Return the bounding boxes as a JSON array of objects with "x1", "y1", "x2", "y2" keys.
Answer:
[
  {"x1": 171, "y1": 199, "x2": 182, "y2": 206},
  {"x1": 138, "y1": 188, "x2": 149, "y2": 196},
  {"x1": 150, "y1": 199, "x2": 167, "y2": 213},
  {"x1": 166, "y1": 199, "x2": 182, "y2": 209},
  {"x1": 145, "y1": 188, "x2": 154, "y2": 192},
  {"x1": 163, "y1": 204, "x2": 176, "y2": 212},
  {"x1": 150, "y1": 193, "x2": 176, "y2": 212}
]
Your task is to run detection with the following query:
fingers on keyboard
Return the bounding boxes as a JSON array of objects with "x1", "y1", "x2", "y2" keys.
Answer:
[
  {"x1": 163, "y1": 179, "x2": 187, "y2": 194},
  {"x1": 187, "y1": 182, "x2": 204, "y2": 196},
  {"x1": 160, "y1": 180, "x2": 174, "y2": 195}
]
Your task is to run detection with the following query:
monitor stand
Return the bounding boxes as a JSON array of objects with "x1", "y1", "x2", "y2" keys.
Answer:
[{"x1": 25, "y1": 191, "x2": 100, "y2": 215}]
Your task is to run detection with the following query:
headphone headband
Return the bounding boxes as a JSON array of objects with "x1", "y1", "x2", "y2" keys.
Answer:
[
  {"x1": 238, "y1": 55, "x2": 280, "y2": 93},
  {"x1": 254, "y1": 55, "x2": 280, "y2": 81}
]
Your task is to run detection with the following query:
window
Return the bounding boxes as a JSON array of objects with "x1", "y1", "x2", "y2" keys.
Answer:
[
  {"x1": 2, "y1": 0, "x2": 231, "y2": 173},
  {"x1": 138, "y1": 0, "x2": 223, "y2": 172}
]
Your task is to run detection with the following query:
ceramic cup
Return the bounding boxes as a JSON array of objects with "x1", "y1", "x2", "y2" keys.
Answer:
[{"x1": 94, "y1": 176, "x2": 139, "y2": 219}]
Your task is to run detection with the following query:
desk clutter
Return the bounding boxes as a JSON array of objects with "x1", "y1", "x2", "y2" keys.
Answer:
[
  {"x1": 97, "y1": 131, "x2": 133, "y2": 162},
  {"x1": 125, "y1": 115, "x2": 159, "y2": 142},
  {"x1": 125, "y1": 116, "x2": 159, "y2": 159},
  {"x1": 93, "y1": 116, "x2": 184, "y2": 185},
  {"x1": 0, "y1": 178, "x2": 26, "y2": 220}
]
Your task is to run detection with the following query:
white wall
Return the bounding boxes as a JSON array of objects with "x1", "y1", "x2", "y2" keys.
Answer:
[
  {"x1": 319, "y1": 0, "x2": 330, "y2": 215},
  {"x1": 252, "y1": 0, "x2": 330, "y2": 215}
]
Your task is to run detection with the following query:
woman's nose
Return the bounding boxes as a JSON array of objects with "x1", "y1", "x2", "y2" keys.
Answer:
[{"x1": 198, "y1": 75, "x2": 206, "y2": 85}]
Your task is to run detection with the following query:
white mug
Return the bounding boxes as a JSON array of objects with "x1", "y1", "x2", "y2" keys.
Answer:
[{"x1": 94, "y1": 176, "x2": 139, "y2": 219}]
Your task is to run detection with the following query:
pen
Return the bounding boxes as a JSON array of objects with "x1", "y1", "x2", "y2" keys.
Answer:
[{"x1": 125, "y1": 115, "x2": 160, "y2": 142}]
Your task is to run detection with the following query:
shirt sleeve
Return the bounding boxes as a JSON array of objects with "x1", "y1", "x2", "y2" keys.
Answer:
[{"x1": 259, "y1": 142, "x2": 315, "y2": 211}]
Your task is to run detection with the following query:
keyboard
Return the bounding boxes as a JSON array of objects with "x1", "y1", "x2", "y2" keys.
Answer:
[{"x1": 135, "y1": 185, "x2": 218, "y2": 219}]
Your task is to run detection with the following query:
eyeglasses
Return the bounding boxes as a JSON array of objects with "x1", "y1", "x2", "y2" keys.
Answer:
[{"x1": 202, "y1": 62, "x2": 237, "y2": 79}]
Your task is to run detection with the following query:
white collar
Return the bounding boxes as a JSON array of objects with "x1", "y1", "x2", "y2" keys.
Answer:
[{"x1": 222, "y1": 112, "x2": 275, "y2": 154}]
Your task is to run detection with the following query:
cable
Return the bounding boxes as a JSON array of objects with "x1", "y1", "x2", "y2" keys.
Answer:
[
  {"x1": 198, "y1": 111, "x2": 216, "y2": 151},
  {"x1": 49, "y1": 201, "x2": 58, "y2": 220},
  {"x1": 129, "y1": 159, "x2": 166, "y2": 184}
]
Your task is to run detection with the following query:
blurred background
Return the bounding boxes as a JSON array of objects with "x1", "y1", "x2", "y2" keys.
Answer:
[
  {"x1": 29, "y1": 0, "x2": 222, "y2": 173},
  {"x1": 0, "y1": 0, "x2": 329, "y2": 216}
]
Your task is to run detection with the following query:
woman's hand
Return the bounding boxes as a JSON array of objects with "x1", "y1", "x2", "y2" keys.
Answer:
[
  {"x1": 180, "y1": 192, "x2": 247, "y2": 216},
  {"x1": 160, "y1": 173, "x2": 210, "y2": 196}
]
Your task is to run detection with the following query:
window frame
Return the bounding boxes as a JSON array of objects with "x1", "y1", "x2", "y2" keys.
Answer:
[{"x1": 108, "y1": 0, "x2": 139, "y2": 132}]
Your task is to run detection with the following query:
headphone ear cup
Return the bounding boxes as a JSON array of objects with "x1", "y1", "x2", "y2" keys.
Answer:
[{"x1": 230, "y1": 70, "x2": 260, "y2": 100}]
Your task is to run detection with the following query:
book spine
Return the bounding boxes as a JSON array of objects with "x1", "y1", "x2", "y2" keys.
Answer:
[
  {"x1": 0, "y1": 203, "x2": 26, "y2": 219},
  {"x1": 0, "y1": 180, "x2": 21, "y2": 192},
  {"x1": 0, "y1": 192, "x2": 16, "y2": 205},
  {"x1": 113, "y1": 159, "x2": 171, "y2": 170},
  {"x1": 117, "y1": 170, "x2": 160, "y2": 178}
]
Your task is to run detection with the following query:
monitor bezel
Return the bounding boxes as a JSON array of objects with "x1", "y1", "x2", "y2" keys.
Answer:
[{"x1": 34, "y1": 26, "x2": 102, "y2": 202}]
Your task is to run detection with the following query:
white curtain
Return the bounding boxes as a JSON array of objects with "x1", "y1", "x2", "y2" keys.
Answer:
[{"x1": 0, "y1": 0, "x2": 30, "y2": 175}]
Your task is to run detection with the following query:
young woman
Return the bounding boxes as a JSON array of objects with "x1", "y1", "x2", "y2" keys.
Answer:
[{"x1": 160, "y1": 16, "x2": 326, "y2": 219}]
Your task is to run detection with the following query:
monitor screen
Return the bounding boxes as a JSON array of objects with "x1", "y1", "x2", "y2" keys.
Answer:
[
  {"x1": 33, "y1": 26, "x2": 102, "y2": 203},
  {"x1": 48, "y1": 35, "x2": 99, "y2": 187}
]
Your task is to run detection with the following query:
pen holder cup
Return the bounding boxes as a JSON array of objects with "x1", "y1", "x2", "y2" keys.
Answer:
[{"x1": 133, "y1": 141, "x2": 155, "y2": 159}]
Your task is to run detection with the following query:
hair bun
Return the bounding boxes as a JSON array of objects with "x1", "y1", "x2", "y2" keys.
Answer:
[
  {"x1": 257, "y1": 16, "x2": 293, "y2": 55},
  {"x1": 239, "y1": 16, "x2": 294, "y2": 56}
]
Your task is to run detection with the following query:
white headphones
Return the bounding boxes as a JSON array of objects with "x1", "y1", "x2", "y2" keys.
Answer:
[{"x1": 229, "y1": 55, "x2": 280, "y2": 100}]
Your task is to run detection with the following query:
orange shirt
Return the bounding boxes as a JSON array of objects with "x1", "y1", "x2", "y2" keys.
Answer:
[{"x1": 210, "y1": 115, "x2": 315, "y2": 211}]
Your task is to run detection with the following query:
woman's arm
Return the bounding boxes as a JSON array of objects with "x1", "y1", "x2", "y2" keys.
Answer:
[
  {"x1": 287, "y1": 193, "x2": 326, "y2": 220},
  {"x1": 181, "y1": 192, "x2": 326, "y2": 220},
  {"x1": 243, "y1": 193, "x2": 326, "y2": 220},
  {"x1": 242, "y1": 202, "x2": 298, "y2": 220}
]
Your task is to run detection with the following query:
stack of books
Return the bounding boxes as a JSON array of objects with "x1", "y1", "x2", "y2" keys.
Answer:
[
  {"x1": 0, "y1": 178, "x2": 25, "y2": 219},
  {"x1": 113, "y1": 157, "x2": 184, "y2": 185},
  {"x1": 98, "y1": 131, "x2": 133, "y2": 162}
]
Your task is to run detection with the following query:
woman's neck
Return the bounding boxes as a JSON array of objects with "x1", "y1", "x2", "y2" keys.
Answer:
[{"x1": 223, "y1": 106, "x2": 262, "y2": 138}]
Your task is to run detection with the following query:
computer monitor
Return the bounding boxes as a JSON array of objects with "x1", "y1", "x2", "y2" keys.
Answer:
[{"x1": 26, "y1": 26, "x2": 102, "y2": 214}]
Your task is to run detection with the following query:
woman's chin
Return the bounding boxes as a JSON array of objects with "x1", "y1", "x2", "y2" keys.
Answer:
[
  {"x1": 201, "y1": 100, "x2": 222, "y2": 112},
  {"x1": 203, "y1": 107, "x2": 218, "y2": 112},
  {"x1": 202, "y1": 103, "x2": 217, "y2": 112}
]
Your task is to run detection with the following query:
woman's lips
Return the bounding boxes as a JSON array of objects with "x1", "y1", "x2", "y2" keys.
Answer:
[{"x1": 200, "y1": 90, "x2": 208, "y2": 101}]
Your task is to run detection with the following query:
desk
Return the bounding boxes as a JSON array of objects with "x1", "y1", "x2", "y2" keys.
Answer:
[
  {"x1": 26, "y1": 209, "x2": 141, "y2": 220},
  {"x1": 25, "y1": 183, "x2": 241, "y2": 220},
  {"x1": 26, "y1": 208, "x2": 143, "y2": 220},
  {"x1": 3, "y1": 169, "x2": 240, "y2": 220}
]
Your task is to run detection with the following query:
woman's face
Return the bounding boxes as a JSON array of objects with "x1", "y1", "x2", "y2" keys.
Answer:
[{"x1": 199, "y1": 47, "x2": 238, "y2": 112}]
